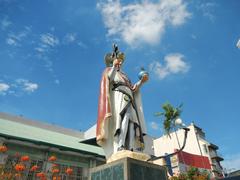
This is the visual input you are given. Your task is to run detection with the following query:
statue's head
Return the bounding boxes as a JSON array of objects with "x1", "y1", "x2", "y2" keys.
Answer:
[{"x1": 104, "y1": 44, "x2": 125, "y2": 67}]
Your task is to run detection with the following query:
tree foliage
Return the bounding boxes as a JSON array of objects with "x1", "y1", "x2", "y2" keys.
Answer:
[{"x1": 155, "y1": 102, "x2": 183, "y2": 136}]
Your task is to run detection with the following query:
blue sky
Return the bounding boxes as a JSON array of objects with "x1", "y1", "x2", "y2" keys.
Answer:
[{"x1": 0, "y1": 0, "x2": 240, "y2": 172}]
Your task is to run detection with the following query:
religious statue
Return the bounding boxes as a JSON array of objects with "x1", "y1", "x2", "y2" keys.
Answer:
[{"x1": 96, "y1": 44, "x2": 149, "y2": 159}]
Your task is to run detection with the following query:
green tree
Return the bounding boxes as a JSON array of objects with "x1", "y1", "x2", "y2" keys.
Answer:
[{"x1": 155, "y1": 102, "x2": 183, "y2": 136}]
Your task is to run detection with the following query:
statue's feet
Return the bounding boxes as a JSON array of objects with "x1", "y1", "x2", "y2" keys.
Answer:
[
  {"x1": 117, "y1": 145, "x2": 126, "y2": 151},
  {"x1": 136, "y1": 147, "x2": 143, "y2": 152}
]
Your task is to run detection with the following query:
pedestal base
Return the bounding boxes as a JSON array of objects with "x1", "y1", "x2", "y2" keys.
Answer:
[
  {"x1": 89, "y1": 157, "x2": 168, "y2": 180},
  {"x1": 107, "y1": 150, "x2": 151, "y2": 163}
]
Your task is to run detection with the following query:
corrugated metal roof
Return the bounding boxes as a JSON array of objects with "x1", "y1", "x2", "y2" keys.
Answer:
[{"x1": 0, "y1": 113, "x2": 104, "y2": 156}]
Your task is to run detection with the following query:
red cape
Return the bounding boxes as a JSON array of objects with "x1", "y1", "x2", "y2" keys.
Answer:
[{"x1": 96, "y1": 68, "x2": 112, "y2": 145}]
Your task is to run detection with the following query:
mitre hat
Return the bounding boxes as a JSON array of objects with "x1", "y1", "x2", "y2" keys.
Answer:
[{"x1": 104, "y1": 44, "x2": 125, "y2": 67}]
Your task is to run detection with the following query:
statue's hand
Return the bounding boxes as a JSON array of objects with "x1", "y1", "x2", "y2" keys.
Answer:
[{"x1": 141, "y1": 74, "x2": 149, "y2": 83}]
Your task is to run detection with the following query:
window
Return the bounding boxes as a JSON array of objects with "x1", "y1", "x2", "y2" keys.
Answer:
[
  {"x1": 3, "y1": 155, "x2": 43, "y2": 179},
  {"x1": 3, "y1": 155, "x2": 17, "y2": 173},
  {"x1": 202, "y1": 144, "x2": 208, "y2": 154},
  {"x1": 55, "y1": 163, "x2": 83, "y2": 180}
]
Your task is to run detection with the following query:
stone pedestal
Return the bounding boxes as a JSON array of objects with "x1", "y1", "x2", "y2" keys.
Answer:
[
  {"x1": 107, "y1": 150, "x2": 151, "y2": 163},
  {"x1": 89, "y1": 156, "x2": 168, "y2": 180}
]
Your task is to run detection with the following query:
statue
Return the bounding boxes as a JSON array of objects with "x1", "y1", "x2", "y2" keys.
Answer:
[{"x1": 96, "y1": 44, "x2": 149, "y2": 159}]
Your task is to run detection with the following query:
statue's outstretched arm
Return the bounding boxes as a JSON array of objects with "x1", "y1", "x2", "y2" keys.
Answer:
[
  {"x1": 132, "y1": 80, "x2": 142, "y2": 92},
  {"x1": 132, "y1": 74, "x2": 149, "y2": 92}
]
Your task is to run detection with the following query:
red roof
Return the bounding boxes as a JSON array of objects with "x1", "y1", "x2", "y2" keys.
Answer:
[{"x1": 177, "y1": 150, "x2": 211, "y2": 169}]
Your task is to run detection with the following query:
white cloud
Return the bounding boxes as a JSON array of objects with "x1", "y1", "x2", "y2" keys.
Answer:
[
  {"x1": 36, "y1": 33, "x2": 59, "y2": 55},
  {"x1": 6, "y1": 27, "x2": 31, "y2": 46},
  {"x1": 35, "y1": 47, "x2": 46, "y2": 53},
  {"x1": 54, "y1": 79, "x2": 60, "y2": 85},
  {"x1": 63, "y1": 33, "x2": 77, "y2": 44},
  {"x1": 77, "y1": 41, "x2": 87, "y2": 48},
  {"x1": 40, "y1": 33, "x2": 59, "y2": 47},
  {"x1": 165, "y1": 54, "x2": 189, "y2": 73},
  {"x1": 50, "y1": 26, "x2": 55, "y2": 32},
  {"x1": 0, "y1": 83, "x2": 10, "y2": 95},
  {"x1": 11, "y1": 30, "x2": 29, "y2": 40},
  {"x1": 191, "y1": 34, "x2": 197, "y2": 39},
  {"x1": 6, "y1": 37, "x2": 18, "y2": 46},
  {"x1": 198, "y1": 2, "x2": 217, "y2": 22},
  {"x1": 0, "y1": 78, "x2": 38, "y2": 96},
  {"x1": 15, "y1": 79, "x2": 39, "y2": 93},
  {"x1": 24, "y1": 82, "x2": 38, "y2": 92},
  {"x1": 222, "y1": 153, "x2": 240, "y2": 173},
  {"x1": 149, "y1": 53, "x2": 190, "y2": 79},
  {"x1": 35, "y1": 33, "x2": 60, "y2": 73},
  {"x1": 97, "y1": 0, "x2": 191, "y2": 47},
  {"x1": 1, "y1": 17, "x2": 12, "y2": 30},
  {"x1": 150, "y1": 121, "x2": 159, "y2": 130},
  {"x1": 236, "y1": 39, "x2": 240, "y2": 49}
]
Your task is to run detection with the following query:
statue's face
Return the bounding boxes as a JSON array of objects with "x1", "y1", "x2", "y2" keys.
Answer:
[
  {"x1": 114, "y1": 58, "x2": 124, "y2": 70},
  {"x1": 118, "y1": 59, "x2": 123, "y2": 66}
]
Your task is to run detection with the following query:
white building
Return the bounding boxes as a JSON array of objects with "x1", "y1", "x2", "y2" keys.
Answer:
[{"x1": 153, "y1": 123, "x2": 224, "y2": 178}]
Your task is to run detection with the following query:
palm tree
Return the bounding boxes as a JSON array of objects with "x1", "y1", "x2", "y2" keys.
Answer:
[{"x1": 155, "y1": 102, "x2": 183, "y2": 137}]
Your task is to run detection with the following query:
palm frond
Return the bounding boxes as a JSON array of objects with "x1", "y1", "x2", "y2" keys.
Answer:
[{"x1": 155, "y1": 102, "x2": 183, "y2": 136}]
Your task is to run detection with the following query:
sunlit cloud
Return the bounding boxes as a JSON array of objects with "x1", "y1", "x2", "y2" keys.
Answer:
[
  {"x1": 77, "y1": 41, "x2": 87, "y2": 48},
  {"x1": 24, "y1": 82, "x2": 38, "y2": 92},
  {"x1": 149, "y1": 53, "x2": 190, "y2": 80},
  {"x1": 50, "y1": 26, "x2": 55, "y2": 32},
  {"x1": 98, "y1": 0, "x2": 191, "y2": 47},
  {"x1": 0, "y1": 83, "x2": 10, "y2": 96},
  {"x1": 191, "y1": 34, "x2": 197, "y2": 40},
  {"x1": 35, "y1": 33, "x2": 59, "y2": 54},
  {"x1": 35, "y1": 47, "x2": 46, "y2": 53},
  {"x1": 150, "y1": 121, "x2": 159, "y2": 130},
  {"x1": 63, "y1": 33, "x2": 77, "y2": 44},
  {"x1": 54, "y1": 79, "x2": 60, "y2": 85},
  {"x1": 15, "y1": 79, "x2": 39, "y2": 93},
  {"x1": 6, "y1": 37, "x2": 18, "y2": 46},
  {"x1": 198, "y1": 2, "x2": 217, "y2": 22},
  {"x1": 0, "y1": 78, "x2": 38, "y2": 96},
  {"x1": 34, "y1": 33, "x2": 60, "y2": 74},
  {"x1": 1, "y1": 17, "x2": 12, "y2": 30},
  {"x1": 236, "y1": 39, "x2": 240, "y2": 49},
  {"x1": 40, "y1": 33, "x2": 59, "y2": 47},
  {"x1": 5, "y1": 26, "x2": 32, "y2": 47}
]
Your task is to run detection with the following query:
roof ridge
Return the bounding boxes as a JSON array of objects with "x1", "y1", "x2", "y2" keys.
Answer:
[{"x1": 0, "y1": 112, "x2": 84, "y2": 139}]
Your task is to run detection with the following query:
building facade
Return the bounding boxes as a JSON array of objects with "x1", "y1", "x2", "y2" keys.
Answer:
[
  {"x1": 0, "y1": 113, "x2": 105, "y2": 179},
  {"x1": 153, "y1": 123, "x2": 224, "y2": 178},
  {"x1": 0, "y1": 112, "x2": 226, "y2": 179}
]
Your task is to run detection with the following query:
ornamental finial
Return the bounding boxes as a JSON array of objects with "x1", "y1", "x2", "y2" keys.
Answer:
[{"x1": 104, "y1": 44, "x2": 125, "y2": 67}]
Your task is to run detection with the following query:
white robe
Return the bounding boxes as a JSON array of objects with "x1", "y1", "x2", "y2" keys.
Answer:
[{"x1": 102, "y1": 66, "x2": 147, "y2": 158}]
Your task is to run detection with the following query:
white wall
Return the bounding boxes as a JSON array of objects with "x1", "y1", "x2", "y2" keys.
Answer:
[
  {"x1": 153, "y1": 124, "x2": 224, "y2": 178},
  {"x1": 143, "y1": 135, "x2": 154, "y2": 155},
  {"x1": 84, "y1": 124, "x2": 97, "y2": 139},
  {"x1": 153, "y1": 125, "x2": 202, "y2": 156}
]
